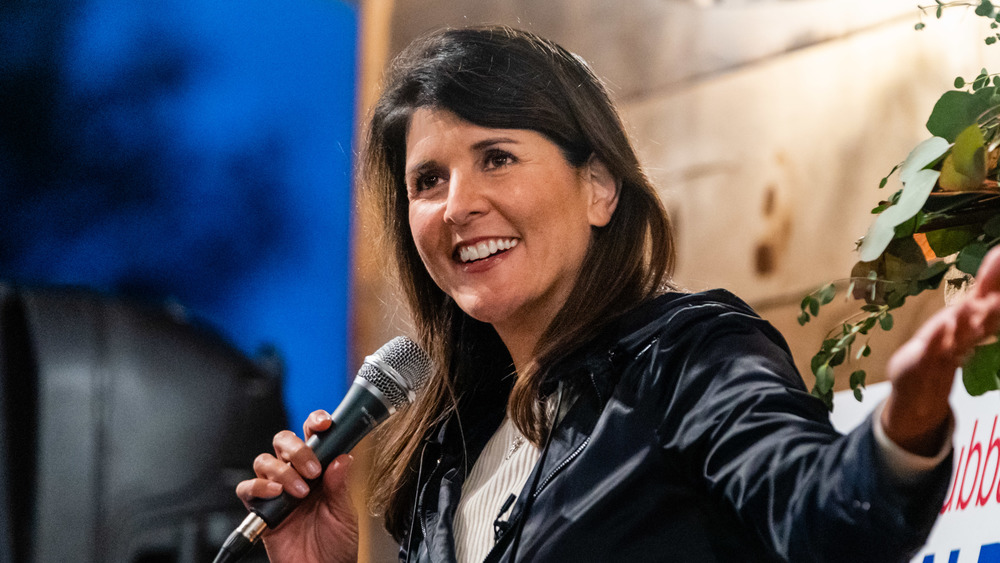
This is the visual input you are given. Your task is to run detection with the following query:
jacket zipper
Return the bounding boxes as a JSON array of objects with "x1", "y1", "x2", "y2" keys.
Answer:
[{"x1": 532, "y1": 436, "x2": 590, "y2": 497}]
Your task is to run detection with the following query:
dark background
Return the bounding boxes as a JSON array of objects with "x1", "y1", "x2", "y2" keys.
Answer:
[{"x1": 0, "y1": 0, "x2": 359, "y2": 426}]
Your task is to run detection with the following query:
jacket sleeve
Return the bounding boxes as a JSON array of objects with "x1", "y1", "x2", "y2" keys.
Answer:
[{"x1": 648, "y1": 304, "x2": 952, "y2": 562}]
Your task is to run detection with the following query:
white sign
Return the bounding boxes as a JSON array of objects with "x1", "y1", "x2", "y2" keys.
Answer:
[{"x1": 831, "y1": 373, "x2": 1000, "y2": 563}]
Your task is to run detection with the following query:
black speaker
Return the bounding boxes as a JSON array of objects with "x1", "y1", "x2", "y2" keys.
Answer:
[{"x1": 0, "y1": 285, "x2": 287, "y2": 562}]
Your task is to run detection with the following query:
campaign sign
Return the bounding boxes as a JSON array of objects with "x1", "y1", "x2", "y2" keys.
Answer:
[{"x1": 830, "y1": 373, "x2": 1000, "y2": 563}]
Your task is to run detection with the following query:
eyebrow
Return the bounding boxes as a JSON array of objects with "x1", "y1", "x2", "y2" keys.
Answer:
[
  {"x1": 405, "y1": 137, "x2": 521, "y2": 178},
  {"x1": 470, "y1": 136, "x2": 519, "y2": 151}
]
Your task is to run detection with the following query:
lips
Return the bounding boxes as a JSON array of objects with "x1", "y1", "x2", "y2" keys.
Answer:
[{"x1": 457, "y1": 238, "x2": 519, "y2": 263}]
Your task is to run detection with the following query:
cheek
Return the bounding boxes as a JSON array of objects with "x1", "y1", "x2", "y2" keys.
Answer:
[{"x1": 408, "y1": 206, "x2": 443, "y2": 264}]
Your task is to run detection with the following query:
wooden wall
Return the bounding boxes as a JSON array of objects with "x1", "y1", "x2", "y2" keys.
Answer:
[{"x1": 350, "y1": 1, "x2": 1000, "y2": 559}]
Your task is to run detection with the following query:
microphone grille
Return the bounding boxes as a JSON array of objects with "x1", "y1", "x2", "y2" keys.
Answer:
[{"x1": 358, "y1": 336, "x2": 432, "y2": 410}]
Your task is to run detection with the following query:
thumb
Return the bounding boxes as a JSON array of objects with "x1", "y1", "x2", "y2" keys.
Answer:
[{"x1": 321, "y1": 454, "x2": 358, "y2": 520}]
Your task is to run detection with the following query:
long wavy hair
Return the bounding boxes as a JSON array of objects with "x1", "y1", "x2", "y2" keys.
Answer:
[{"x1": 361, "y1": 26, "x2": 676, "y2": 541}]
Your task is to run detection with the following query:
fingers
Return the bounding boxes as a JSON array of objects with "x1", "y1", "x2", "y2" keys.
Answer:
[
  {"x1": 271, "y1": 430, "x2": 323, "y2": 487},
  {"x1": 303, "y1": 410, "x2": 333, "y2": 439},
  {"x1": 250, "y1": 450, "x2": 315, "y2": 499},
  {"x1": 234, "y1": 412, "x2": 335, "y2": 511},
  {"x1": 973, "y1": 245, "x2": 1000, "y2": 298},
  {"x1": 236, "y1": 477, "x2": 284, "y2": 508}
]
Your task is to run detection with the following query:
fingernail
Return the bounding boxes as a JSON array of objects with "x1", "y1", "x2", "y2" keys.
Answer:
[
  {"x1": 293, "y1": 480, "x2": 309, "y2": 496},
  {"x1": 305, "y1": 461, "x2": 322, "y2": 478}
]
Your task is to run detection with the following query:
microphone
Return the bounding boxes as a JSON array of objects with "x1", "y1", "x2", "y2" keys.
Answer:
[{"x1": 212, "y1": 336, "x2": 432, "y2": 563}]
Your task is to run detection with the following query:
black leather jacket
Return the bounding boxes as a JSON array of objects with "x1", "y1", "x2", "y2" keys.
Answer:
[{"x1": 401, "y1": 290, "x2": 951, "y2": 562}]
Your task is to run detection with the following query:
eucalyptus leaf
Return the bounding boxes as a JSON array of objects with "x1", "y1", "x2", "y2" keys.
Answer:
[
  {"x1": 939, "y1": 124, "x2": 987, "y2": 191},
  {"x1": 926, "y1": 226, "x2": 979, "y2": 256},
  {"x1": 926, "y1": 88, "x2": 997, "y2": 142},
  {"x1": 977, "y1": 0, "x2": 995, "y2": 18},
  {"x1": 957, "y1": 242, "x2": 990, "y2": 275},
  {"x1": 815, "y1": 364, "x2": 834, "y2": 394},
  {"x1": 817, "y1": 283, "x2": 837, "y2": 305},
  {"x1": 884, "y1": 236, "x2": 929, "y2": 281},
  {"x1": 849, "y1": 369, "x2": 866, "y2": 390},
  {"x1": 879, "y1": 313, "x2": 894, "y2": 331},
  {"x1": 918, "y1": 259, "x2": 951, "y2": 281},
  {"x1": 858, "y1": 169, "x2": 941, "y2": 262},
  {"x1": 963, "y1": 341, "x2": 1000, "y2": 396}
]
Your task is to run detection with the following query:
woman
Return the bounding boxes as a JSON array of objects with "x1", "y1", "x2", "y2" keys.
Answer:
[{"x1": 238, "y1": 26, "x2": 1000, "y2": 562}]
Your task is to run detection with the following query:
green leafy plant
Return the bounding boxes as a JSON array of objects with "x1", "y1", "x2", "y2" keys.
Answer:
[{"x1": 800, "y1": 1, "x2": 1000, "y2": 410}]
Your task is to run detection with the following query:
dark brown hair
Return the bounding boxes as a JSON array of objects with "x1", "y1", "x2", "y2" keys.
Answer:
[{"x1": 361, "y1": 26, "x2": 676, "y2": 540}]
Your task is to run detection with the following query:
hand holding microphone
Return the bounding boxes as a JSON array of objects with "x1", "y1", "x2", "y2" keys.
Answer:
[{"x1": 215, "y1": 337, "x2": 432, "y2": 563}]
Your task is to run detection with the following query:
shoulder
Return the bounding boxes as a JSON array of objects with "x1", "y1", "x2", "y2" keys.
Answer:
[
  {"x1": 600, "y1": 289, "x2": 808, "y2": 402},
  {"x1": 608, "y1": 289, "x2": 789, "y2": 357}
]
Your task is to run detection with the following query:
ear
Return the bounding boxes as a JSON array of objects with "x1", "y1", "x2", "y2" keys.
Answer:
[{"x1": 584, "y1": 155, "x2": 619, "y2": 228}]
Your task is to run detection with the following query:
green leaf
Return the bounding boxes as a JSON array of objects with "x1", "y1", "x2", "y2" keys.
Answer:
[
  {"x1": 849, "y1": 369, "x2": 867, "y2": 390},
  {"x1": 797, "y1": 311, "x2": 810, "y2": 326},
  {"x1": 886, "y1": 289, "x2": 908, "y2": 309},
  {"x1": 926, "y1": 88, "x2": 997, "y2": 142},
  {"x1": 808, "y1": 296, "x2": 819, "y2": 316},
  {"x1": 815, "y1": 363, "x2": 834, "y2": 394},
  {"x1": 857, "y1": 344, "x2": 872, "y2": 359},
  {"x1": 963, "y1": 341, "x2": 1000, "y2": 395},
  {"x1": 936, "y1": 4, "x2": 943, "y2": 18},
  {"x1": 879, "y1": 313, "x2": 894, "y2": 331},
  {"x1": 939, "y1": 124, "x2": 987, "y2": 191},
  {"x1": 811, "y1": 353, "x2": 828, "y2": 376},
  {"x1": 878, "y1": 164, "x2": 900, "y2": 189},
  {"x1": 917, "y1": 259, "x2": 951, "y2": 281},
  {"x1": 883, "y1": 235, "x2": 929, "y2": 282},
  {"x1": 817, "y1": 283, "x2": 837, "y2": 305},
  {"x1": 915, "y1": 22, "x2": 926, "y2": 31},
  {"x1": 926, "y1": 226, "x2": 980, "y2": 256},
  {"x1": 977, "y1": 0, "x2": 995, "y2": 17},
  {"x1": 957, "y1": 241, "x2": 990, "y2": 274},
  {"x1": 988, "y1": 36, "x2": 998, "y2": 45},
  {"x1": 956, "y1": 76, "x2": 967, "y2": 88}
]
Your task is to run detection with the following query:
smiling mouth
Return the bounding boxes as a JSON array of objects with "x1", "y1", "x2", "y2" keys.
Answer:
[{"x1": 457, "y1": 238, "x2": 519, "y2": 263}]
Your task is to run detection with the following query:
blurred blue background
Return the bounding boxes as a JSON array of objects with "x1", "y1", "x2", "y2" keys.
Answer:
[{"x1": 0, "y1": 0, "x2": 358, "y2": 427}]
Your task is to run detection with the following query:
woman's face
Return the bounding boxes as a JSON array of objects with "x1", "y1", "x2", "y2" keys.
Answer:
[{"x1": 405, "y1": 108, "x2": 617, "y2": 352}]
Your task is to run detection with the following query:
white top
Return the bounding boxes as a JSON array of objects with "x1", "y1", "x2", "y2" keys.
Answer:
[{"x1": 453, "y1": 416, "x2": 540, "y2": 563}]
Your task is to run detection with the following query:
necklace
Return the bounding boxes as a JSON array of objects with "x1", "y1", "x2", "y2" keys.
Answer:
[{"x1": 505, "y1": 434, "x2": 525, "y2": 461}]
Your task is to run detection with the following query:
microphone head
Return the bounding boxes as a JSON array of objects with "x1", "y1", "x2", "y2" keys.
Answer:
[{"x1": 358, "y1": 336, "x2": 432, "y2": 410}]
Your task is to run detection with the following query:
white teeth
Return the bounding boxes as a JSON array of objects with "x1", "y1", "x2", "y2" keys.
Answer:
[{"x1": 458, "y1": 238, "x2": 518, "y2": 263}]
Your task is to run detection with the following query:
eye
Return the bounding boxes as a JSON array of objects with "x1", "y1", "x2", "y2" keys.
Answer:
[
  {"x1": 413, "y1": 172, "x2": 443, "y2": 192},
  {"x1": 484, "y1": 149, "x2": 515, "y2": 170}
]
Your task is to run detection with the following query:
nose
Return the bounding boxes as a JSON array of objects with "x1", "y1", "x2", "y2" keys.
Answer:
[{"x1": 443, "y1": 170, "x2": 488, "y2": 225}]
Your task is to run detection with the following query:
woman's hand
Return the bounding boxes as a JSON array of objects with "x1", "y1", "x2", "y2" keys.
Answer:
[
  {"x1": 882, "y1": 246, "x2": 1000, "y2": 456},
  {"x1": 235, "y1": 410, "x2": 359, "y2": 563}
]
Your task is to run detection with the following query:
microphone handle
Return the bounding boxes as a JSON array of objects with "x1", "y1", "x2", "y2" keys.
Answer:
[{"x1": 249, "y1": 383, "x2": 391, "y2": 526}]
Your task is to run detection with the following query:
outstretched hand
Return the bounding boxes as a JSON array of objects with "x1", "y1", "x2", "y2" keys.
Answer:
[{"x1": 882, "y1": 246, "x2": 1000, "y2": 456}]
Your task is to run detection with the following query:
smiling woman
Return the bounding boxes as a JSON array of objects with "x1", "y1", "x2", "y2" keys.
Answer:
[
  {"x1": 404, "y1": 108, "x2": 619, "y2": 371},
  {"x1": 233, "y1": 26, "x2": 998, "y2": 563}
]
